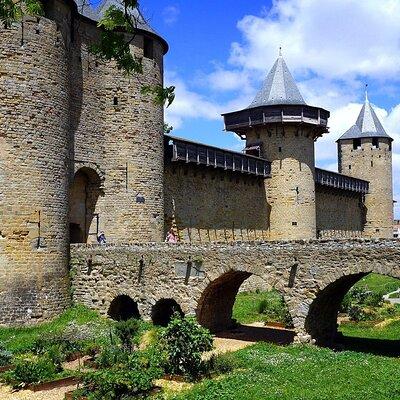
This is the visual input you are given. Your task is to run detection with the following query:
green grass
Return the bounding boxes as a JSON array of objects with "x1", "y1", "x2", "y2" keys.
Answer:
[
  {"x1": 340, "y1": 318, "x2": 400, "y2": 340},
  {"x1": 0, "y1": 305, "x2": 110, "y2": 354},
  {"x1": 354, "y1": 273, "x2": 400, "y2": 294},
  {"x1": 164, "y1": 343, "x2": 400, "y2": 400},
  {"x1": 232, "y1": 290, "x2": 290, "y2": 325}
]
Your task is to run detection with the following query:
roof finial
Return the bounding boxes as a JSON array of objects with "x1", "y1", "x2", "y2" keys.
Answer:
[
  {"x1": 365, "y1": 84, "x2": 369, "y2": 103},
  {"x1": 279, "y1": 46, "x2": 282, "y2": 57}
]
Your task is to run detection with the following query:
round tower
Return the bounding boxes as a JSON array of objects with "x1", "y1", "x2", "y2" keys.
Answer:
[
  {"x1": 69, "y1": 0, "x2": 168, "y2": 244},
  {"x1": 0, "y1": 5, "x2": 72, "y2": 324},
  {"x1": 337, "y1": 91, "x2": 393, "y2": 238},
  {"x1": 222, "y1": 54, "x2": 330, "y2": 240}
]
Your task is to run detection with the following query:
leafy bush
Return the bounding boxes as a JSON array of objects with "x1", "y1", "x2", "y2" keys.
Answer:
[
  {"x1": 1, "y1": 356, "x2": 58, "y2": 387},
  {"x1": 114, "y1": 318, "x2": 140, "y2": 352},
  {"x1": 0, "y1": 342, "x2": 12, "y2": 367},
  {"x1": 159, "y1": 313, "x2": 213, "y2": 379},
  {"x1": 77, "y1": 350, "x2": 163, "y2": 399}
]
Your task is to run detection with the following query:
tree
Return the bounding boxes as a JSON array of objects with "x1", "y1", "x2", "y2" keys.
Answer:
[{"x1": 0, "y1": 0, "x2": 175, "y2": 107}]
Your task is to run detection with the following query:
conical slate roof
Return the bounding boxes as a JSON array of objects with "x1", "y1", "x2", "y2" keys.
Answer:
[
  {"x1": 248, "y1": 54, "x2": 306, "y2": 108},
  {"x1": 339, "y1": 93, "x2": 392, "y2": 141}
]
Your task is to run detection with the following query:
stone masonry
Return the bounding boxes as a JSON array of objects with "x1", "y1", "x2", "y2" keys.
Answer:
[{"x1": 70, "y1": 239, "x2": 400, "y2": 344}]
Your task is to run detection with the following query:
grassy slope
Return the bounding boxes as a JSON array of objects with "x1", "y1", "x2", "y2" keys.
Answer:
[
  {"x1": 354, "y1": 273, "x2": 400, "y2": 294},
  {"x1": 0, "y1": 305, "x2": 110, "y2": 353},
  {"x1": 168, "y1": 343, "x2": 400, "y2": 400},
  {"x1": 340, "y1": 318, "x2": 400, "y2": 340}
]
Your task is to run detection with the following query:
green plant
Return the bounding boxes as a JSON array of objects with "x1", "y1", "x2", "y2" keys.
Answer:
[
  {"x1": 159, "y1": 313, "x2": 213, "y2": 379},
  {"x1": 78, "y1": 350, "x2": 163, "y2": 399},
  {"x1": 0, "y1": 342, "x2": 12, "y2": 367},
  {"x1": 114, "y1": 318, "x2": 140, "y2": 352},
  {"x1": 94, "y1": 345, "x2": 129, "y2": 369},
  {"x1": 1, "y1": 356, "x2": 58, "y2": 388}
]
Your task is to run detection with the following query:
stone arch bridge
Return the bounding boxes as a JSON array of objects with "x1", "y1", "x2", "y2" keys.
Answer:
[{"x1": 70, "y1": 239, "x2": 400, "y2": 344}]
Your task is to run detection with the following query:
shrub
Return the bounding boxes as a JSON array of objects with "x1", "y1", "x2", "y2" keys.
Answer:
[
  {"x1": 114, "y1": 318, "x2": 140, "y2": 352},
  {"x1": 2, "y1": 356, "x2": 58, "y2": 388},
  {"x1": 207, "y1": 352, "x2": 239, "y2": 375},
  {"x1": 94, "y1": 346, "x2": 129, "y2": 369},
  {"x1": 78, "y1": 350, "x2": 163, "y2": 399},
  {"x1": 0, "y1": 342, "x2": 12, "y2": 367},
  {"x1": 159, "y1": 313, "x2": 213, "y2": 379}
]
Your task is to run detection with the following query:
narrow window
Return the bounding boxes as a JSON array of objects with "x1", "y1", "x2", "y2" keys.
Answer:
[
  {"x1": 113, "y1": 96, "x2": 118, "y2": 106},
  {"x1": 353, "y1": 138, "x2": 361, "y2": 150},
  {"x1": 372, "y1": 137, "x2": 379, "y2": 149},
  {"x1": 389, "y1": 142, "x2": 392, "y2": 151},
  {"x1": 349, "y1": 165, "x2": 351, "y2": 170},
  {"x1": 371, "y1": 160, "x2": 374, "y2": 167},
  {"x1": 292, "y1": 222, "x2": 298, "y2": 226},
  {"x1": 143, "y1": 37, "x2": 154, "y2": 59},
  {"x1": 278, "y1": 147, "x2": 282, "y2": 153}
]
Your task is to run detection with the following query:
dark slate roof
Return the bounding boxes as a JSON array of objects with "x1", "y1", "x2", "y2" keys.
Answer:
[
  {"x1": 338, "y1": 94, "x2": 392, "y2": 141},
  {"x1": 73, "y1": 0, "x2": 168, "y2": 51},
  {"x1": 248, "y1": 54, "x2": 306, "y2": 108}
]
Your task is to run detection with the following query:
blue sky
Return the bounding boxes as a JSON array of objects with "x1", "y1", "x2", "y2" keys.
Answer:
[{"x1": 141, "y1": 0, "x2": 400, "y2": 218}]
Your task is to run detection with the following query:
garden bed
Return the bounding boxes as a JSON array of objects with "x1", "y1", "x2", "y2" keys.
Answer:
[{"x1": 28, "y1": 376, "x2": 79, "y2": 392}]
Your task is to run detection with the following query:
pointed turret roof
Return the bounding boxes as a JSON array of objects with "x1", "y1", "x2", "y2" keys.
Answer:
[
  {"x1": 339, "y1": 90, "x2": 392, "y2": 141},
  {"x1": 249, "y1": 52, "x2": 306, "y2": 108}
]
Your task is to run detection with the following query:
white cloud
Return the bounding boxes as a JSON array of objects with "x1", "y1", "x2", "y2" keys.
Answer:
[
  {"x1": 165, "y1": 73, "x2": 220, "y2": 129},
  {"x1": 162, "y1": 5, "x2": 180, "y2": 25},
  {"x1": 229, "y1": 0, "x2": 400, "y2": 81}
]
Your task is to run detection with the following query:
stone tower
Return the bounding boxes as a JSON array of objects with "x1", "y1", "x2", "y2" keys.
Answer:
[
  {"x1": 222, "y1": 54, "x2": 330, "y2": 239},
  {"x1": 0, "y1": 0, "x2": 168, "y2": 325},
  {"x1": 337, "y1": 92, "x2": 393, "y2": 238}
]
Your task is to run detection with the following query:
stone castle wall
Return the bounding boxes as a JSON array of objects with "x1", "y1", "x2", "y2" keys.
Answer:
[
  {"x1": 339, "y1": 138, "x2": 393, "y2": 238},
  {"x1": 315, "y1": 187, "x2": 365, "y2": 233},
  {"x1": 164, "y1": 163, "x2": 270, "y2": 240}
]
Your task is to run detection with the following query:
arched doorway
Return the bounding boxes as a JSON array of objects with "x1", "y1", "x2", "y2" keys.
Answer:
[
  {"x1": 151, "y1": 299, "x2": 184, "y2": 326},
  {"x1": 69, "y1": 167, "x2": 102, "y2": 243},
  {"x1": 305, "y1": 272, "x2": 400, "y2": 355},
  {"x1": 108, "y1": 295, "x2": 140, "y2": 321}
]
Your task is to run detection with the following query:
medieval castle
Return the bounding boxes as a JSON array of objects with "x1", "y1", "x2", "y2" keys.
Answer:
[{"x1": 0, "y1": 0, "x2": 394, "y2": 325}]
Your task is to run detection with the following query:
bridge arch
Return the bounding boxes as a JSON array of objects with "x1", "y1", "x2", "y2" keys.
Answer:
[
  {"x1": 303, "y1": 264, "x2": 400, "y2": 345},
  {"x1": 108, "y1": 294, "x2": 140, "y2": 321},
  {"x1": 196, "y1": 270, "x2": 254, "y2": 332},
  {"x1": 151, "y1": 298, "x2": 184, "y2": 326}
]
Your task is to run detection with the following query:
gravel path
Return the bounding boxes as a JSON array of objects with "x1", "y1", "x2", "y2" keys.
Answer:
[{"x1": 0, "y1": 384, "x2": 76, "y2": 400}]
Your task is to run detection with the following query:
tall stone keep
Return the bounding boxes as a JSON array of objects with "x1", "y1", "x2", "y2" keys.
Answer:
[
  {"x1": 337, "y1": 92, "x2": 393, "y2": 238},
  {"x1": 0, "y1": 4, "x2": 72, "y2": 323},
  {"x1": 222, "y1": 54, "x2": 330, "y2": 239}
]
